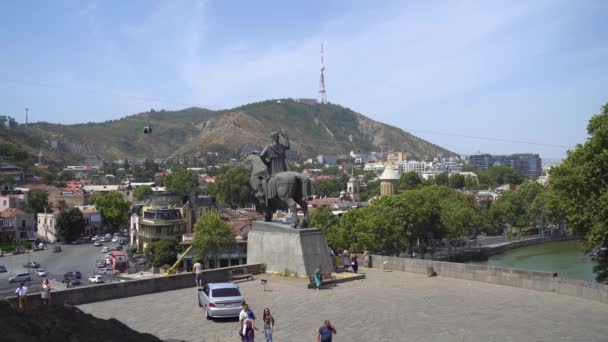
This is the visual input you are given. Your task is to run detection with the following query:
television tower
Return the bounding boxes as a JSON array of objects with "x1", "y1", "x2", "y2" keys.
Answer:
[
  {"x1": 25, "y1": 107, "x2": 29, "y2": 128},
  {"x1": 318, "y1": 43, "x2": 327, "y2": 104}
]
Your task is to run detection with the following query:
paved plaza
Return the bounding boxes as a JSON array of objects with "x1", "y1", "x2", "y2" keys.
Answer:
[{"x1": 79, "y1": 268, "x2": 608, "y2": 342}]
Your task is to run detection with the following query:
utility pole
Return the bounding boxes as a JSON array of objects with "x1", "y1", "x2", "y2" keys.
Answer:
[{"x1": 24, "y1": 108, "x2": 29, "y2": 128}]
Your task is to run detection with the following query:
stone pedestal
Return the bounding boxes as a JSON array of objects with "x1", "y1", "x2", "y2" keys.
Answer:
[{"x1": 247, "y1": 221, "x2": 333, "y2": 277}]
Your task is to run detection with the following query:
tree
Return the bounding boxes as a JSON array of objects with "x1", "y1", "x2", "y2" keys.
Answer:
[
  {"x1": 56, "y1": 208, "x2": 85, "y2": 242},
  {"x1": 165, "y1": 164, "x2": 199, "y2": 193},
  {"x1": 309, "y1": 205, "x2": 341, "y2": 248},
  {"x1": 0, "y1": 175, "x2": 15, "y2": 185},
  {"x1": 89, "y1": 191, "x2": 131, "y2": 230},
  {"x1": 464, "y1": 176, "x2": 479, "y2": 190},
  {"x1": 489, "y1": 190, "x2": 524, "y2": 238},
  {"x1": 133, "y1": 185, "x2": 153, "y2": 201},
  {"x1": 550, "y1": 102, "x2": 608, "y2": 282},
  {"x1": 441, "y1": 193, "x2": 483, "y2": 239},
  {"x1": 207, "y1": 166, "x2": 254, "y2": 208},
  {"x1": 57, "y1": 170, "x2": 76, "y2": 182},
  {"x1": 448, "y1": 174, "x2": 465, "y2": 189},
  {"x1": 398, "y1": 171, "x2": 422, "y2": 191},
  {"x1": 434, "y1": 173, "x2": 449, "y2": 186},
  {"x1": 25, "y1": 191, "x2": 50, "y2": 213},
  {"x1": 192, "y1": 212, "x2": 236, "y2": 263},
  {"x1": 145, "y1": 237, "x2": 179, "y2": 268}
]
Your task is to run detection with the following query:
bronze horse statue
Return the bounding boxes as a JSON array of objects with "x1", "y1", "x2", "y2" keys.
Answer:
[{"x1": 242, "y1": 153, "x2": 311, "y2": 228}]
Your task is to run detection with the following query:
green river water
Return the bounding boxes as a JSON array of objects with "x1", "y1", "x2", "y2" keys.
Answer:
[{"x1": 478, "y1": 239, "x2": 597, "y2": 282}]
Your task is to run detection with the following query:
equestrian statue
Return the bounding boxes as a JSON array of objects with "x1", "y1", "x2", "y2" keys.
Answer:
[{"x1": 242, "y1": 130, "x2": 311, "y2": 228}]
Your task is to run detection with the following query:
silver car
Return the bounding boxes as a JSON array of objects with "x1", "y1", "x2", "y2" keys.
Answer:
[{"x1": 197, "y1": 283, "x2": 244, "y2": 320}]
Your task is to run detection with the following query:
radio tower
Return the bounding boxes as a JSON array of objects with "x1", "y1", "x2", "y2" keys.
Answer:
[{"x1": 318, "y1": 43, "x2": 327, "y2": 104}]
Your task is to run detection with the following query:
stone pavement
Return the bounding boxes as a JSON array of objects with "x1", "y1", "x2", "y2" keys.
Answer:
[{"x1": 78, "y1": 268, "x2": 608, "y2": 342}]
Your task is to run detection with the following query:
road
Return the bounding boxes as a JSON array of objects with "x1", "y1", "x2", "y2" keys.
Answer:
[{"x1": 0, "y1": 242, "x2": 120, "y2": 297}]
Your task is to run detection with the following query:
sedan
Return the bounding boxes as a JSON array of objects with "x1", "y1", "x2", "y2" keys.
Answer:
[
  {"x1": 35, "y1": 268, "x2": 47, "y2": 277},
  {"x1": 96, "y1": 260, "x2": 107, "y2": 268},
  {"x1": 64, "y1": 271, "x2": 82, "y2": 279},
  {"x1": 91, "y1": 236, "x2": 98, "y2": 241},
  {"x1": 101, "y1": 247, "x2": 110, "y2": 253},
  {"x1": 198, "y1": 283, "x2": 245, "y2": 320},
  {"x1": 88, "y1": 275, "x2": 105, "y2": 283},
  {"x1": 63, "y1": 277, "x2": 81, "y2": 285},
  {"x1": 100, "y1": 267, "x2": 119, "y2": 275},
  {"x1": 94, "y1": 241, "x2": 102, "y2": 247},
  {"x1": 23, "y1": 262, "x2": 40, "y2": 268},
  {"x1": 52, "y1": 246, "x2": 62, "y2": 253}
]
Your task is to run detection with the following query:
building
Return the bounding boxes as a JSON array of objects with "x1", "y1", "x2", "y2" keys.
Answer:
[
  {"x1": 47, "y1": 187, "x2": 89, "y2": 210},
  {"x1": 364, "y1": 162, "x2": 385, "y2": 172},
  {"x1": 0, "y1": 194, "x2": 25, "y2": 211},
  {"x1": 469, "y1": 153, "x2": 542, "y2": 180},
  {"x1": 469, "y1": 154, "x2": 494, "y2": 171},
  {"x1": 346, "y1": 176, "x2": 361, "y2": 201},
  {"x1": 0, "y1": 115, "x2": 17, "y2": 129},
  {"x1": 380, "y1": 165, "x2": 399, "y2": 196},
  {"x1": 396, "y1": 161, "x2": 427, "y2": 176},
  {"x1": 0, "y1": 208, "x2": 35, "y2": 242},
  {"x1": 387, "y1": 151, "x2": 405, "y2": 164},
  {"x1": 36, "y1": 211, "x2": 59, "y2": 243},
  {"x1": 434, "y1": 162, "x2": 462, "y2": 176},
  {"x1": 317, "y1": 155, "x2": 338, "y2": 165},
  {"x1": 0, "y1": 163, "x2": 24, "y2": 184}
]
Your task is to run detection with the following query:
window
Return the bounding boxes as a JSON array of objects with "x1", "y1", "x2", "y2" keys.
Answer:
[
  {"x1": 21, "y1": 220, "x2": 26, "y2": 228},
  {"x1": 220, "y1": 259, "x2": 229, "y2": 268},
  {"x1": 211, "y1": 288, "x2": 241, "y2": 298}
]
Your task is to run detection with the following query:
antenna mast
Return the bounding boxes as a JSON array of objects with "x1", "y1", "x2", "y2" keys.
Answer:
[{"x1": 318, "y1": 43, "x2": 327, "y2": 104}]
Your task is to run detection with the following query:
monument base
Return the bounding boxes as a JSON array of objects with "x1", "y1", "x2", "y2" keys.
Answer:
[{"x1": 247, "y1": 221, "x2": 333, "y2": 277}]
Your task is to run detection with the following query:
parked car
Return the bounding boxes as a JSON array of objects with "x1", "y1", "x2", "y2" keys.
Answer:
[
  {"x1": 88, "y1": 275, "x2": 105, "y2": 283},
  {"x1": 96, "y1": 260, "x2": 107, "y2": 268},
  {"x1": 35, "y1": 268, "x2": 47, "y2": 277},
  {"x1": 64, "y1": 271, "x2": 82, "y2": 279},
  {"x1": 53, "y1": 246, "x2": 62, "y2": 253},
  {"x1": 33, "y1": 243, "x2": 45, "y2": 251},
  {"x1": 197, "y1": 283, "x2": 245, "y2": 320},
  {"x1": 64, "y1": 277, "x2": 81, "y2": 285},
  {"x1": 91, "y1": 235, "x2": 98, "y2": 241},
  {"x1": 111, "y1": 237, "x2": 118, "y2": 243},
  {"x1": 94, "y1": 241, "x2": 102, "y2": 247},
  {"x1": 100, "y1": 267, "x2": 119, "y2": 275},
  {"x1": 9, "y1": 272, "x2": 31, "y2": 283},
  {"x1": 0, "y1": 265, "x2": 6, "y2": 273},
  {"x1": 23, "y1": 262, "x2": 40, "y2": 268},
  {"x1": 101, "y1": 247, "x2": 110, "y2": 253}
]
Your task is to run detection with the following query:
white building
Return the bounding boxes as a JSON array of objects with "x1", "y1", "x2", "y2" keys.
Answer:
[
  {"x1": 37, "y1": 212, "x2": 59, "y2": 243},
  {"x1": 396, "y1": 161, "x2": 428, "y2": 176}
]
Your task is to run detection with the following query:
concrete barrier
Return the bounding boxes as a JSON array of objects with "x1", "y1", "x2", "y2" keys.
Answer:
[
  {"x1": 6, "y1": 264, "x2": 262, "y2": 309},
  {"x1": 369, "y1": 255, "x2": 608, "y2": 304}
]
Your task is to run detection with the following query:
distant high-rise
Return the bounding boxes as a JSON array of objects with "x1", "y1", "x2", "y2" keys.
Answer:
[
  {"x1": 318, "y1": 43, "x2": 327, "y2": 104},
  {"x1": 469, "y1": 154, "x2": 494, "y2": 171},
  {"x1": 469, "y1": 153, "x2": 542, "y2": 180}
]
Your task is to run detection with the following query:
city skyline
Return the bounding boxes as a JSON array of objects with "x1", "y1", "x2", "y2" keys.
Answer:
[{"x1": 1, "y1": 1, "x2": 607, "y2": 159}]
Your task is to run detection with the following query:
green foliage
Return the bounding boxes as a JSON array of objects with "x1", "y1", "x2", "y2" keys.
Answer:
[
  {"x1": 279, "y1": 267, "x2": 297, "y2": 277},
  {"x1": 89, "y1": 191, "x2": 131, "y2": 228},
  {"x1": 25, "y1": 191, "x2": 50, "y2": 213},
  {"x1": 551, "y1": 103, "x2": 608, "y2": 255},
  {"x1": 57, "y1": 170, "x2": 76, "y2": 182},
  {"x1": 206, "y1": 166, "x2": 253, "y2": 209},
  {"x1": 165, "y1": 164, "x2": 199, "y2": 193},
  {"x1": 360, "y1": 180, "x2": 380, "y2": 201},
  {"x1": 434, "y1": 173, "x2": 449, "y2": 186},
  {"x1": 0, "y1": 175, "x2": 15, "y2": 185},
  {"x1": 56, "y1": 208, "x2": 86, "y2": 242},
  {"x1": 0, "y1": 142, "x2": 31, "y2": 163},
  {"x1": 309, "y1": 205, "x2": 340, "y2": 248},
  {"x1": 441, "y1": 192, "x2": 484, "y2": 238},
  {"x1": 192, "y1": 212, "x2": 236, "y2": 262},
  {"x1": 398, "y1": 171, "x2": 422, "y2": 191},
  {"x1": 145, "y1": 237, "x2": 179, "y2": 268},
  {"x1": 259, "y1": 263, "x2": 267, "y2": 273},
  {"x1": 448, "y1": 174, "x2": 465, "y2": 189},
  {"x1": 133, "y1": 185, "x2": 153, "y2": 201},
  {"x1": 312, "y1": 174, "x2": 349, "y2": 198}
]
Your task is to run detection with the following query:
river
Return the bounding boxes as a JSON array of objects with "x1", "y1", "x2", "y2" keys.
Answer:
[{"x1": 477, "y1": 239, "x2": 597, "y2": 282}]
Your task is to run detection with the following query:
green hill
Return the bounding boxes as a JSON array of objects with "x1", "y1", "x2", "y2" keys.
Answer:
[{"x1": 21, "y1": 99, "x2": 455, "y2": 161}]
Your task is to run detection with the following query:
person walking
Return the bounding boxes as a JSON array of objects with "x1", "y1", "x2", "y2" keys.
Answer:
[
  {"x1": 240, "y1": 303, "x2": 256, "y2": 340},
  {"x1": 262, "y1": 308, "x2": 274, "y2": 342},
  {"x1": 41, "y1": 278, "x2": 51, "y2": 304},
  {"x1": 351, "y1": 253, "x2": 359, "y2": 274},
  {"x1": 193, "y1": 260, "x2": 204, "y2": 287},
  {"x1": 317, "y1": 320, "x2": 337, "y2": 342},
  {"x1": 314, "y1": 266, "x2": 322, "y2": 290},
  {"x1": 341, "y1": 250, "x2": 350, "y2": 272},
  {"x1": 15, "y1": 282, "x2": 28, "y2": 310}
]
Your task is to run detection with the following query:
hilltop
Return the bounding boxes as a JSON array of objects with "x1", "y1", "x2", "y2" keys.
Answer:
[{"x1": 20, "y1": 99, "x2": 455, "y2": 161}]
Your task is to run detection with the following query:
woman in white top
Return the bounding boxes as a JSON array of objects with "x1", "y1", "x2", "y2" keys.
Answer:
[{"x1": 41, "y1": 278, "x2": 51, "y2": 304}]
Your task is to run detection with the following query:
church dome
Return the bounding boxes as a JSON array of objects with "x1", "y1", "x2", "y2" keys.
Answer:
[{"x1": 380, "y1": 166, "x2": 399, "y2": 180}]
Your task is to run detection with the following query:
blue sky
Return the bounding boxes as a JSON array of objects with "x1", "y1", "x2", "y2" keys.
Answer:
[{"x1": 1, "y1": 1, "x2": 607, "y2": 160}]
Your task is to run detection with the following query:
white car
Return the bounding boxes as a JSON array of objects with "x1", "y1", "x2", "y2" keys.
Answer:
[
  {"x1": 88, "y1": 275, "x2": 105, "y2": 283},
  {"x1": 94, "y1": 241, "x2": 102, "y2": 247},
  {"x1": 111, "y1": 237, "x2": 118, "y2": 243},
  {"x1": 100, "y1": 267, "x2": 119, "y2": 275},
  {"x1": 101, "y1": 247, "x2": 110, "y2": 253},
  {"x1": 91, "y1": 236, "x2": 98, "y2": 241},
  {"x1": 35, "y1": 268, "x2": 47, "y2": 277}
]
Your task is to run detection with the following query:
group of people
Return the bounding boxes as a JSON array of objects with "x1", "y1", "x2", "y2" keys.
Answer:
[
  {"x1": 239, "y1": 303, "x2": 337, "y2": 342},
  {"x1": 14, "y1": 278, "x2": 52, "y2": 310},
  {"x1": 331, "y1": 249, "x2": 359, "y2": 273},
  {"x1": 239, "y1": 302, "x2": 275, "y2": 342}
]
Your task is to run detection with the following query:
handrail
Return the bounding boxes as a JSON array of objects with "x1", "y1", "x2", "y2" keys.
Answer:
[{"x1": 163, "y1": 244, "x2": 194, "y2": 275}]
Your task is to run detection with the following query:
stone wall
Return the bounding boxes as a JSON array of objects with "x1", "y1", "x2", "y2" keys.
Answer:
[
  {"x1": 7, "y1": 264, "x2": 262, "y2": 308},
  {"x1": 369, "y1": 255, "x2": 608, "y2": 304}
]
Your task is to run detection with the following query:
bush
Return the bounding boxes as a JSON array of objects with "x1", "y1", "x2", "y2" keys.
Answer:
[
  {"x1": 20, "y1": 241, "x2": 32, "y2": 249},
  {"x1": 259, "y1": 263, "x2": 267, "y2": 273},
  {"x1": 0, "y1": 242, "x2": 15, "y2": 251}
]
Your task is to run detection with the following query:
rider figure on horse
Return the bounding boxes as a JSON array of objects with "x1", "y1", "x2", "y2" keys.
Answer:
[{"x1": 256, "y1": 130, "x2": 290, "y2": 200}]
